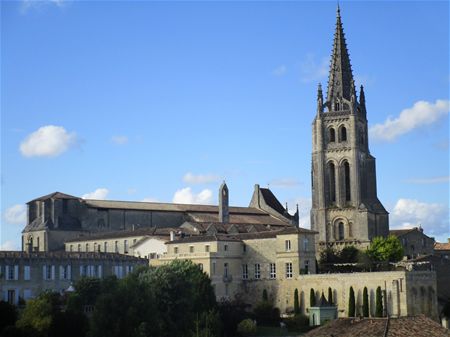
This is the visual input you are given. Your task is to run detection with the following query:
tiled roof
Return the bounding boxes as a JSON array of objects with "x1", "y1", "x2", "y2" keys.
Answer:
[
  {"x1": 434, "y1": 241, "x2": 450, "y2": 251},
  {"x1": 304, "y1": 315, "x2": 450, "y2": 337},
  {"x1": 187, "y1": 212, "x2": 289, "y2": 226},
  {"x1": 260, "y1": 188, "x2": 287, "y2": 215},
  {"x1": 389, "y1": 228, "x2": 417, "y2": 237}
]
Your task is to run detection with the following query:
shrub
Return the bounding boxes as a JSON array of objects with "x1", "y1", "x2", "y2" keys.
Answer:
[
  {"x1": 310, "y1": 289, "x2": 316, "y2": 307},
  {"x1": 253, "y1": 301, "x2": 279, "y2": 325},
  {"x1": 283, "y1": 314, "x2": 309, "y2": 331},
  {"x1": 375, "y1": 286, "x2": 383, "y2": 317},
  {"x1": 236, "y1": 319, "x2": 256, "y2": 336},
  {"x1": 362, "y1": 287, "x2": 369, "y2": 317},
  {"x1": 294, "y1": 289, "x2": 300, "y2": 314},
  {"x1": 348, "y1": 287, "x2": 355, "y2": 317},
  {"x1": 328, "y1": 287, "x2": 333, "y2": 305}
]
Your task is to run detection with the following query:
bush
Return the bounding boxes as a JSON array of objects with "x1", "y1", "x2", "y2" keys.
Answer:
[
  {"x1": 328, "y1": 287, "x2": 333, "y2": 305},
  {"x1": 310, "y1": 289, "x2": 316, "y2": 307},
  {"x1": 362, "y1": 287, "x2": 369, "y2": 317},
  {"x1": 253, "y1": 301, "x2": 279, "y2": 325},
  {"x1": 236, "y1": 319, "x2": 256, "y2": 336},
  {"x1": 375, "y1": 286, "x2": 383, "y2": 317},
  {"x1": 294, "y1": 289, "x2": 300, "y2": 314},
  {"x1": 348, "y1": 287, "x2": 355, "y2": 317},
  {"x1": 283, "y1": 314, "x2": 309, "y2": 331}
]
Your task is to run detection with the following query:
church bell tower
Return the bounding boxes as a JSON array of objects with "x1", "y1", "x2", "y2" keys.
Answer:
[{"x1": 310, "y1": 6, "x2": 389, "y2": 251}]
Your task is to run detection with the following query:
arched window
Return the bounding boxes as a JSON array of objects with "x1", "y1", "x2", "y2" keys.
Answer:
[
  {"x1": 328, "y1": 162, "x2": 336, "y2": 203},
  {"x1": 338, "y1": 222, "x2": 345, "y2": 240},
  {"x1": 329, "y1": 128, "x2": 336, "y2": 142},
  {"x1": 344, "y1": 162, "x2": 351, "y2": 201},
  {"x1": 340, "y1": 126, "x2": 347, "y2": 142}
]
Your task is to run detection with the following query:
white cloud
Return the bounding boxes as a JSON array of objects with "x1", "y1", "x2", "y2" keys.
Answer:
[
  {"x1": 0, "y1": 241, "x2": 18, "y2": 251},
  {"x1": 390, "y1": 198, "x2": 449, "y2": 242},
  {"x1": 173, "y1": 187, "x2": 213, "y2": 205},
  {"x1": 142, "y1": 197, "x2": 159, "y2": 202},
  {"x1": 405, "y1": 176, "x2": 450, "y2": 184},
  {"x1": 20, "y1": 125, "x2": 77, "y2": 158},
  {"x1": 272, "y1": 65, "x2": 287, "y2": 76},
  {"x1": 111, "y1": 135, "x2": 128, "y2": 145},
  {"x1": 3, "y1": 204, "x2": 27, "y2": 225},
  {"x1": 300, "y1": 54, "x2": 328, "y2": 83},
  {"x1": 269, "y1": 178, "x2": 300, "y2": 188},
  {"x1": 369, "y1": 99, "x2": 450, "y2": 142},
  {"x1": 82, "y1": 188, "x2": 109, "y2": 200},
  {"x1": 20, "y1": 0, "x2": 66, "y2": 14},
  {"x1": 183, "y1": 172, "x2": 220, "y2": 185}
]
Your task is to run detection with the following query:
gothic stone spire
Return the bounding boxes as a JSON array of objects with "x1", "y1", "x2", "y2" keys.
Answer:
[{"x1": 326, "y1": 6, "x2": 354, "y2": 109}]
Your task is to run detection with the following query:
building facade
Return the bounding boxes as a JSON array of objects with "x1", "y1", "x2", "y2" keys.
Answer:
[
  {"x1": 390, "y1": 227, "x2": 435, "y2": 259},
  {"x1": 310, "y1": 7, "x2": 389, "y2": 252}
]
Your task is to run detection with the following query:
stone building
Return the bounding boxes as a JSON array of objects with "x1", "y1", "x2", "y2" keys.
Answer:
[
  {"x1": 390, "y1": 227, "x2": 435, "y2": 259},
  {"x1": 22, "y1": 184, "x2": 297, "y2": 253},
  {"x1": 0, "y1": 251, "x2": 147, "y2": 305},
  {"x1": 310, "y1": 6, "x2": 389, "y2": 253}
]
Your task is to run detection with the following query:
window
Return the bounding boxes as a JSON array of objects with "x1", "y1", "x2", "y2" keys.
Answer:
[
  {"x1": 328, "y1": 162, "x2": 336, "y2": 203},
  {"x1": 77, "y1": 244, "x2": 81, "y2": 252},
  {"x1": 344, "y1": 162, "x2": 351, "y2": 201},
  {"x1": 69, "y1": 245, "x2": 73, "y2": 252},
  {"x1": 6, "y1": 265, "x2": 18, "y2": 280},
  {"x1": 115, "y1": 241, "x2": 119, "y2": 253},
  {"x1": 7, "y1": 290, "x2": 15, "y2": 305},
  {"x1": 212, "y1": 262, "x2": 216, "y2": 275},
  {"x1": 60, "y1": 265, "x2": 70, "y2": 280},
  {"x1": 285, "y1": 262, "x2": 293, "y2": 279},
  {"x1": 303, "y1": 238, "x2": 309, "y2": 252},
  {"x1": 304, "y1": 260, "x2": 309, "y2": 274},
  {"x1": 189, "y1": 246, "x2": 194, "y2": 253},
  {"x1": 224, "y1": 244, "x2": 228, "y2": 252},
  {"x1": 340, "y1": 126, "x2": 347, "y2": 141},
  {"x1": 85, "y1": 243, "x2": 89, "y2": 252},
  {"x1": 174, "y1": 247, "x2": 179, "y2": 254},
  {"x1": 242, "y1": 264, "x2": 248, "y2": 280},
  {"x1": 270, "y1": 263, "x2": 276, "y2": 279},
  {"x1": 224, "y1": 263, "x2": 229, "y2": 277},
  {"x1": 104, "y1": 242, "x2": 108, "y2": 252},
  {"x1": 338, "y1": 222, "x2": 345, "y2": 240},
  {"x1": 254, "y1": 263, "x2": 260, "y2": 279},
  {"x1": 43, "y1": 265, "x2": 54, "y2": 280},
  {"x1": 94, "y1": 243, "x2": 97, "y2": 252},
  {"x1": 285, "y1": 240, "x2": 291, "y2": 251},
  {"x1": 24, "y1": 266, "x2": 31, "y2": 281},
  {"x1": 124, "y1": 240, "x2": 128, "y2": 253},
  {"x1": 329, "y1": 128, "x2": 336, "y2": 142},
  {"x1": 205, "y1": 245, "x2": 210, "y2": 252}
]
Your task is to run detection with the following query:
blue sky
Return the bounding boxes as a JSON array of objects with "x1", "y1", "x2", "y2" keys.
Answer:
[{"x1": 1, "y1": 0, "x2": 449, "y2": 249}]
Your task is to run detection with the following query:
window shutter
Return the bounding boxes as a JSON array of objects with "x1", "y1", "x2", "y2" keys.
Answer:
[
  {"x1": 14, "y1": 265, "x2": 19, "y2": 280},
  {"x1": 59, "y1": 266, "x2": 64, "y2": 279},
  {"x1": 80, "y1": 265, "x2": 83, "y2": 277},
  {"x1": 5, "y1": 266, "x2": 10, "y2": 280},
  {"x1": 67, "y1": 265, "x2": 72, "y2": 280},
  {"x1": 51, "y1": 265, "x2": 55, "y2": 280}
]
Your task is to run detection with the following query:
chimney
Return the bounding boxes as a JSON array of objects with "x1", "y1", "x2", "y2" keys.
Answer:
[
  {"x1": 169, "y1": 231, "x2": 175, "y2": 242},
  {"x1": 219, "y1": 182, "x2": 229, "y2": 223}
]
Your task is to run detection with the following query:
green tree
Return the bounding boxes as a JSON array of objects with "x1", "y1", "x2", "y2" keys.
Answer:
[
  {"x1": 0, "y1": 301, "x2": 17, "y2": 333},
  {"x1": 327, "y1": 287, "x2": 333, "y2": 305},
  {"x1": 262, "y1": 289, "x2": 268, "y2": 302},
  {"x1": 362, "y1": 287, "x2": 369, "y2": 317},
  {"x1": 294, "y1": 289, "x2": 300, "y2": 315},
  {"x1": 368, "y1": 235, "x2": 404, "y2": 262},
  {"x1": 348, "y1": 287, "x2": 355, "y2": 317},
  {"x1": 339, "y1": 246, "x2": 359, "y2": 263},
  {"x1": 310, "y1": 289, "x2": 316, "y2": 307},
  {"x1": 236, "y1": 319, "x2": 256, "y2": 336},
  {"x1": 375, "y1": 286, "x2": 383, "y2": 317}
]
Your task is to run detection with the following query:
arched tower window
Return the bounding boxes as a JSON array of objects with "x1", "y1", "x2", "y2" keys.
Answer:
[
  {"x1": 339, "y1": 126, "x2": 347, "y2": 142},
  {"x1": 328, "y1": 162, "x2": 336, "y2": 203},
  {"x1": 329, "y1": 128, "x2": 336, "y2": 142},
  {"x1": 344, "y1": 161, "x2": 351, "y2": 201},
  {"x1": 338, "y1": 222, "x2": 345, "y2": 240}
]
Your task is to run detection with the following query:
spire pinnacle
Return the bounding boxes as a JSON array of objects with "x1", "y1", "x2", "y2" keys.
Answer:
[{"x1": 326, "y1": 6, "x2": 354, "y2": 110}]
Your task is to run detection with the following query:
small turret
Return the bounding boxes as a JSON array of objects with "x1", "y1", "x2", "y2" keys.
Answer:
[
  {"x1": 218, "y1": 182, "x2": 229, "y2": 223},
  {"x1": 359, "y1": 85, "x2": 366, "y2": 115},
  {"x1": 317, "y1": 83, "x2": 324, "y2": 114}
]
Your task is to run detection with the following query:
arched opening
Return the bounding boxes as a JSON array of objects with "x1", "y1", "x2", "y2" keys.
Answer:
[
  {"x1": 340, "y1": 126, "x2": 347, "y2": 142},
  {"x1": 344, "y1": 162, "x2": 351, "y2": 201},
  {"x1": 329, "y1": 128, "x2": 336, "y2": 142},
  {"x1": 338, "y1": 222, "x2": 345, "y2": 240},
  {"x1": 328, "y1": 162, "x2": 336, "y2": 203}
]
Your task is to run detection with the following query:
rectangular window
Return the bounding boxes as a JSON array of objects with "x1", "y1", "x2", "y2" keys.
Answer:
[
  {"x1": 242, "y1": 264, "x2": 248, "y2": 280},
  {"x1": 6, "y1": 265, "x2": 18, "y2": 281},
  {"x1": 224, "y1": 244, "x2": 228, "y2": 252},
  {"x1": 254, "y1": 263, "x2": 260, "y2": 279},
  {"x1": 212, "y1": 262, "x2": 216, "y2": 275},
  {"x1": 285, "y1": 262, "x2": 293, "y2": 279},
  {"x1": 303, "y1": 238, "x2": 309, "y2": 252},
  {"x1": 224, "y1": 263, "x2": 229, "y2": 277},
  {"x1": 270, "y1": 263, "x2": 276, "y2": 279},
  {"x1": 205, "y1": 245, "x2": 210, "y2": 252},
  {"x1": 104, "y1": 242, "x2": 108, "y2": 252},
  {"x1": 285, "y1": 240, "x2": 291, "y2": 251},
  {"x1": 24, "y1": 266, "x2": 31, "y2": 281},
  {"x1": 189, "y1": 246, "x2": 194, "y2": 253}
]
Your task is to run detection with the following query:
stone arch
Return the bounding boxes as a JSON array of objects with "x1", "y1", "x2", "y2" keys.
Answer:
[
  {"x1": 342, "y1": 161, "x2": 351, "y2": 202},
  {"x1": 339, "y1": 125, "x2": 348, "y2": 142},
  {"x1": 327, "y1": 161, "x2": 337, "y2": 203},
  {"x1": 329, "y1": 127, "x2": 336, "y2": 142},
  {"x1": 333, "y1": 217, "x2": 349, "y2": 241}
]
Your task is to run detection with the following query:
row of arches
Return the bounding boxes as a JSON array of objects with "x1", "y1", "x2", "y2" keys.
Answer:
[
  {"x1": 328, "y1": 125, "x2": 347, "y2": 143},
  {"x1": 327, "y1": 160, "x2": 351, "y2": 204}
]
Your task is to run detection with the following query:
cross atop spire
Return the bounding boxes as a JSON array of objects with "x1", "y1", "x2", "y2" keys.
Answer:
[{"x1": 326, "y1": 5, "x2": 354, "y2": 109}]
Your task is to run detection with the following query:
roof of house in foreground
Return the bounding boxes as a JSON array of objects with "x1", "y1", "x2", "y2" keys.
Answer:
[{"x1": 304, "y1": 315, "x2": 449, "y2": 337}]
